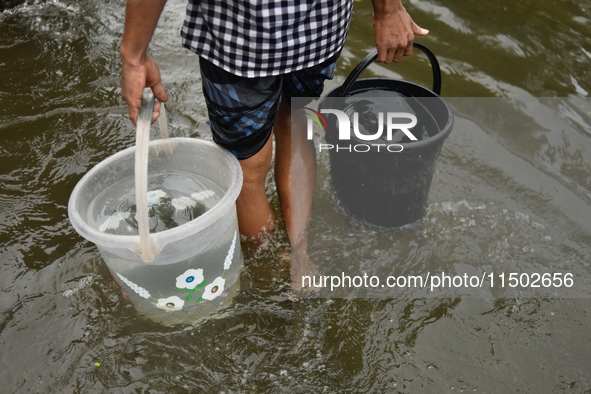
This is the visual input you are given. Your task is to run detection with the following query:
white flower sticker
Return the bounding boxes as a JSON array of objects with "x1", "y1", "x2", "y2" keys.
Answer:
[
  {"x1": 176, "y1": 268, "x2": 205, "y2": 290},
  {"x1": 223, "y1": 231, "x2": 237, "y2": 270},
  {"x1": 147, "y1": 190, "x2": 168, "y2": 206},
  {"x1": 191, "y1": 190, "x2": 216, "y2": 201},
  {"x1": 156, "y1": 296, "x2": 185, "y2": 312},
  {"x1": 171, "y1": 196, "x2": 197, "y2": 211},
  {"x1": 114, "y1": 230, "x2": 239, "y2": 310},
  {"x1": 202, "y1": 277, "x2": 225, "y2": 300},
  {"x1": 99, "y1": 211, "x2": 130, "y2": 232},
  {"x1": 116, "y1": 273, "x2": 151, "y2": 299}
]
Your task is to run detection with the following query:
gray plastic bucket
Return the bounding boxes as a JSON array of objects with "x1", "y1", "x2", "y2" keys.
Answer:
[{"x1": 318, "y1": 43, "x2": 453, "y2": 228}]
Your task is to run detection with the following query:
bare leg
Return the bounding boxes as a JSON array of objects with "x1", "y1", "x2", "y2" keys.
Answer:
[
  {"x1": 235, "y1": 98, "x2": 318, "y2": 290},
  {"x1": 274, "y1": 99, "x2": 319, "y2": 285},
  {"x1": 235, "y1": 135, "x2": 276, "y2": 238}
]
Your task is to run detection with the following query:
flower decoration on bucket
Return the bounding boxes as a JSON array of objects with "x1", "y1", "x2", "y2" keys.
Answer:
[
  {"x1": 223, "y1": 231, "x2": 237, "y2": 270},
  {"x1": 147, "y1": 189, "x2": 168, "y2": 206},
  {"x1": 113, "y1": 230, "x2": 239, "y2": 312},
  {"x1": 176, "y1": 268, "x2": 205, "y2": 290},
  {"x1": 116, "y1": 273, "x2": 151, "y2": 299},
  {"x1": 202, "y1": 277, "x2": 225, "y2": 300},
  {"x1": 191, "y1": 189, "x2": 216, "y2": 201},
  {"x1": 176, "y1": 268, "x2": 207, "y2": 302},
  {"x1": 175, "y1": 231, "x2": 238, "y2": 303},
  {"x1": 171, "y1": 196, "x2": 198, "y2": 212},
  {"x1": 156, "y1": 296, "x2": 185, "y2": 312},
  {"x1": 99, "y1": 210, "x2": 131, "y2": 233}
]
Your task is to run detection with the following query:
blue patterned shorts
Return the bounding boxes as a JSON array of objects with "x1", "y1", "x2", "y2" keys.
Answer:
[{"x1": 199, "y1": 53, "x2": 339, "y2": 159}]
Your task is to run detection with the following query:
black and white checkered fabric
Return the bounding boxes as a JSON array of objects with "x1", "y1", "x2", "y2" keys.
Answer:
[{"x1": 181, "y1": 0, "x2": 354, "y2": 78}]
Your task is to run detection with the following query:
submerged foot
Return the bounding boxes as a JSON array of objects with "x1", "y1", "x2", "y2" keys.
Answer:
[{"x1": 287, "y1": 245, "x2": 321, "y2": 301}]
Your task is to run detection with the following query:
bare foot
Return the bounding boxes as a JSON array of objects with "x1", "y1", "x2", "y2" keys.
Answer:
[{"x1": 288, "y1": 244, "x2": 321, "y2": 301}]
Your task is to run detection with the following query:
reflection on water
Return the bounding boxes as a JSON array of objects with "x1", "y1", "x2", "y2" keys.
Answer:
[{"x1": 1, "y1": 0, "x2": 590, "y2": 392}]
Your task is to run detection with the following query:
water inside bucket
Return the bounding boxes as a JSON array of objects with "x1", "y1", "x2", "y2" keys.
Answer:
[
  {"x1": 88, "y1": 172, "x2": 223, "y2": 235},
  {"x1": 340, "y1": 89, "x2": 438, "y2": 143}
]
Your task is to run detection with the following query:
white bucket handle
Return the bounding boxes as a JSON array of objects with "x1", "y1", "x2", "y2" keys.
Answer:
[{"x1": 133, "y1": 88, "x2": 168, "y2": 262}]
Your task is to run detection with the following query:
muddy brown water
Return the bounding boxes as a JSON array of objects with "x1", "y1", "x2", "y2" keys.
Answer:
[{"x1": 1, "y1": 0, "x2": 590, "y2": 392}]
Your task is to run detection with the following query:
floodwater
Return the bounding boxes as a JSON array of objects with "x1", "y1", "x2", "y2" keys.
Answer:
[{"x1": 1, "y1": 0, "x2": 591, "y2": 392}]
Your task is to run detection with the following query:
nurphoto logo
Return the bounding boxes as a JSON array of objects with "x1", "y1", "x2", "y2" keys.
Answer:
[{"x1": 305, "y1": 107, "x2": 418, "y2": 153}]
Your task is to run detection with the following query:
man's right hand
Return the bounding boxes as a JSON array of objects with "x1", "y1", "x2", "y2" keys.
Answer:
[
  {"x1": 121, "y1": 55, "x2": 168, "y2": 125},
  {"x1": 371, "y1": 0, "x2": 429, "y2": 64}
]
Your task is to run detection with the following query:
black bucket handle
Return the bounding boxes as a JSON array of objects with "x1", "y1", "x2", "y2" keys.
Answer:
[{"x1": 338, "y1": 42, "x2": 442, "y2": 97}]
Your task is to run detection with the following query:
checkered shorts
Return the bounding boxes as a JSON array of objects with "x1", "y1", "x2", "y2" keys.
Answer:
[{"x1": 199, "y1": 52, "x2": 339, "y2": 159}]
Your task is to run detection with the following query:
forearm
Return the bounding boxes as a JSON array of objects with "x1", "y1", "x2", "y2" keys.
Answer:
[
  {"x1": 371, "y1": 0, "x2": 405, "y2": 16},
  {"x1": 120, "y1": 0, "x2": 167, "y2": 66}
]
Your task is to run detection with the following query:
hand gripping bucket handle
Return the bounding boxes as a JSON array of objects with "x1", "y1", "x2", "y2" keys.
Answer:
[{"x1": 338, "y1": 42, "x2": 442, "y2": 97}]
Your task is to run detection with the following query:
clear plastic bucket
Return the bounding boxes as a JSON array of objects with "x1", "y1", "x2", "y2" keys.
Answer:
[{"x1": 68, "y1": 92, "x2": 243, "y2": 324}]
